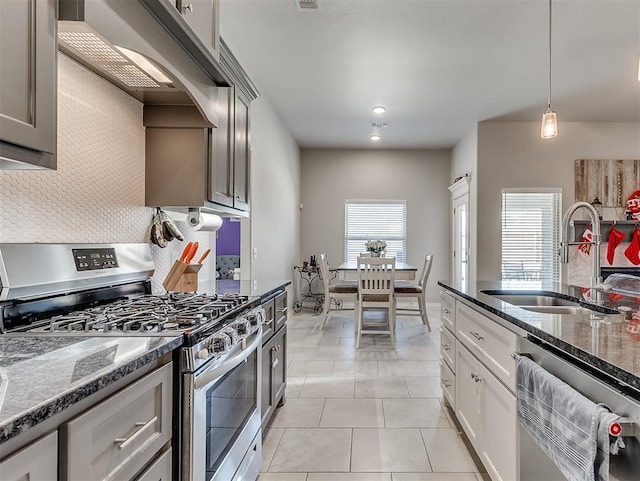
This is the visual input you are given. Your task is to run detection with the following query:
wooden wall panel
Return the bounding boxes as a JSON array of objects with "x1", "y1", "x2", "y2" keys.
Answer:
[{"x1": 575, "y1": 159, "x2": 640, "y2": 206}]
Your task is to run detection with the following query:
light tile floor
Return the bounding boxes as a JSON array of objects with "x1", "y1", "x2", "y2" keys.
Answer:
[{"x1": 258, "y1": 304, "x2": 489, "y2": 481}]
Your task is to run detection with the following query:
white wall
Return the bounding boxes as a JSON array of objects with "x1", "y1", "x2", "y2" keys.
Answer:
[
  {"x1": 451, "y1": 126, "x2": 478, "y2": 281},
  {"x1": 0, "y1": 54, "x2": 216, "y2": 292},
  {"x1": 300, "y1": 149, "x2": 451, "y2": 302},
  {"x1": 476, "y1": 121, "x2": 640, "y2": 281},
  {"x1": 246, "y1": 95, "x2": 301, "y2": 283}
]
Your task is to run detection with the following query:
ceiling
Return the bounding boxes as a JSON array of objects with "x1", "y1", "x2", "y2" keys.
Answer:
[{"x1": 219, "y1": 0, "x2": 640, "y2": 149}]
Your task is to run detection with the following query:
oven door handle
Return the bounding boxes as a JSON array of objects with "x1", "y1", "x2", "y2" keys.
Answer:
[{"x1": 195, "y1": 327, "x2": 262, "y2": 391}]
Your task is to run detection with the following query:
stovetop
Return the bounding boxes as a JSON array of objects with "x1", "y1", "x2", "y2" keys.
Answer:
[{"x1": 5, "y1": 292, "x2": 252, "y2": 335}]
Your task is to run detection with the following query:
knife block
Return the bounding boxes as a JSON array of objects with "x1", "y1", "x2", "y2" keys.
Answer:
[{"x1": 163, "y1": 260, "x2": 202, "y2": 293}]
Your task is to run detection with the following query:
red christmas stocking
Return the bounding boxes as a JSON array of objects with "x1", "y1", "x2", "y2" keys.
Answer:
[
  {"x1": 607, "y1": 226, "x2": 626, "y2": 264},
  {"x1": 625, "y1": 227, "x2": 640, "y2": 265}
]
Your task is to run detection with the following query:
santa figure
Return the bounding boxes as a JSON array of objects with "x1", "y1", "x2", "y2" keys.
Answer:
[{"x1": 626, "y1": 190, "x2": 640, "y2": 221}]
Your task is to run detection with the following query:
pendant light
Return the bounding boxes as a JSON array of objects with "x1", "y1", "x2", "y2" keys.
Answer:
[{"x1": 541, "y1": 0, "x2": 558, "y2": 139}]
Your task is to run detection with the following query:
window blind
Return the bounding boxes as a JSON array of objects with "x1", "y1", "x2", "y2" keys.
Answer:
[
  {"x1": 501, "y1": 191, "x2": 561, "y2": 282},
  {"x1": 344, "y1": 201, "x2": 407, "y2": 262}
]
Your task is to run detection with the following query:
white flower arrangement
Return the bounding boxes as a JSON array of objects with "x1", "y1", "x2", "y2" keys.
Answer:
[{"x1": 365, "y1": 240, "x2": 387, "y2": 253}]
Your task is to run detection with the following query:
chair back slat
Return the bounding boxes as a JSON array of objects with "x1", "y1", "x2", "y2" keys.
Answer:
[
  {"x1": 357, "y1": 256, "x2": 396, "y2": 297},
  {"x1": 419, "y1": 254, "x2": 434, "y2": 287}
]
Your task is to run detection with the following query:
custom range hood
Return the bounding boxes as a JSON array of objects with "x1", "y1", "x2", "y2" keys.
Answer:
[{"x1": 57, "y1": 0, "x2": 224, "y2": 126}]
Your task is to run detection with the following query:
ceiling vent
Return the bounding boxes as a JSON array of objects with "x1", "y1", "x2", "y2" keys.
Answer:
[
  {"x1": 370, "y1": 122, "x2": 390, "y2": 128},
  {"x1": 296, "y1": 0, "x2": 319, "y2": 10}
]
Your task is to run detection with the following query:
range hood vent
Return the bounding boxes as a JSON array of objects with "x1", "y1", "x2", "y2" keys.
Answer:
[{"x1": 57, "y1": 0, "x2": 221, "y2": 126}]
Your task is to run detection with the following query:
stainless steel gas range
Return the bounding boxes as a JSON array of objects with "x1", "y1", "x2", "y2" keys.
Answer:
[{"x1": 0, "y1": 243, "x2": 265, "y2": 481}]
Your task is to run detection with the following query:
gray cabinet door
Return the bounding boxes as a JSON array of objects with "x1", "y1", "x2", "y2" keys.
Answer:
[
  {"x1": 0, "y1": 431, "x2": 57, "y2": 481},
  {"x1": 175, "y1": 0, "x2": 220, "y2": 59},
  {"x1": 261, "y1": 334, "x2": 276, "y2": 426},
  {"x1": 210, "y1": 87, "x2": 234, "y2": 207},
  {"x1": 232, "y1": 89, "x2": 250, "y2": 211},
  {"x1": 272, "y1": 326, "x2": 287, "y2": 407},
  {"x1": 0, "y1": 0, "x2": 56, "y2": 167}
]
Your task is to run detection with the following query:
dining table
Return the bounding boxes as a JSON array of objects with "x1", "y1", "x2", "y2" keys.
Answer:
[{"x1": 336, "y1": 260, "x2": 418, "y2": 281}]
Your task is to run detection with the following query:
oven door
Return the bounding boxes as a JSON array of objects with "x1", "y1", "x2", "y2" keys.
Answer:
[{"x1": 184, "y1": 330, "x2": 262, "y2": 481}]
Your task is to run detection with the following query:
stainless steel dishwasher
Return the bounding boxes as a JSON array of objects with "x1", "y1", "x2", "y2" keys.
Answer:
[{"x1": 518, "y1": 336, "x2": 640, "y2": 481}]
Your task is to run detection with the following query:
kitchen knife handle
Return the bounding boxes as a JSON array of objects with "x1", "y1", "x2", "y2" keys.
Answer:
[
  {"x1": 198, "y1": 248, "x2": 211, "y2": 264},
  {"x1": 180, "y1": 242, "x2": 193, "y2": 261},
  {"x1": 185, "y1": 242, "x2": 199, "y2": 263}
]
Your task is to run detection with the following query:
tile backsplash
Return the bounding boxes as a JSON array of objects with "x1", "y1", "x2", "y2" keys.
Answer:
[{"x1": 0, "y1": 54, "x2": 213, "y2": 292}]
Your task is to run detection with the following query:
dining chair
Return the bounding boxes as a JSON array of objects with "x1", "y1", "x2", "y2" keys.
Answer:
[
  {"x1": 356, "y1": 256, "x2": 396, "y2": 348},
  {"x1": 394, "y1": 254, "x2": 433, "y2": 331},
  {"x1": 318, "y1": 254, "x2": 357, "y2": 330}
]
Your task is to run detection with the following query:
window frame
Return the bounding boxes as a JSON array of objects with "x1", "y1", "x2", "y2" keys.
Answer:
[
  {"x1": 344, "y1": 199, "x2": 407, "y2": 263},
  {"x1": 501, "y1": 188, "x2": 562, "y2": 284}
]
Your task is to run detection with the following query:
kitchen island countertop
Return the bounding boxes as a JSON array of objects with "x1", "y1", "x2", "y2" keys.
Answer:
[
  {"x1": 438, "y1": 280, "x2": 640, "y2": 394},
  {"x1": 0, "y1": 335, "x2": 182, "y2": 447}
]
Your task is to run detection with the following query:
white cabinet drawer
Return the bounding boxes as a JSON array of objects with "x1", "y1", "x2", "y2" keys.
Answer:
[
  {"x1": 134, "y1": 448, "x2": 172, "y2": 481},
  {"x1": 440, "y1": 291, "x2": 455, "y2": 333},
  {"x1": 440, "y1": 361, "x2": 455, "y2": 409},
  {"x1": 440, "y1": 326, "x2": 456, "y2": 373},
  {"x1": 61, "y1": 363, "x2": 173, "y2": 481},
  {"x1": 0, "y1": 431, "x2": 57, "y2": 481},
  {"x1": 456, "y1": 302, "x2": 517, "y2": 392}
]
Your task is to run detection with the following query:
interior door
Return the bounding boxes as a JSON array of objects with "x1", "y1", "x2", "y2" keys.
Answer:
[{"x1": 450, "y1": 178, "x2": 470, "y2": 287}]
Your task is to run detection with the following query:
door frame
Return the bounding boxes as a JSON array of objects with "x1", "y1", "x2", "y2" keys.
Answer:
[{"x1": 449, "y1": 177, "x2": 471, "y2": 286}]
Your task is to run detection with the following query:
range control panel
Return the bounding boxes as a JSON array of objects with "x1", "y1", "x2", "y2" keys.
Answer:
[{"x1": 72, "y1": 248, "x2": 119, "y2": 271}]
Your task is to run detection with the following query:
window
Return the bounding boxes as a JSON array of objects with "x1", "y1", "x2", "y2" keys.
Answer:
[
  {"x1": 344, "y1": 200, "x2": 407, "y2": 262},
  {"x1": 501, "y1": 190, "x2": 561, "y2": 283}
]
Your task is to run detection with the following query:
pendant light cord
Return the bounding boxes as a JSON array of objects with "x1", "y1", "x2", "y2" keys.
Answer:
[{"x1": 548, "y1": 0, "x2": 552, "y2": 109}]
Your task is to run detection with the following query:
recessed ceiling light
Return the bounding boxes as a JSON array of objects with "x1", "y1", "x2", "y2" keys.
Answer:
[
  {"x1": 370, "y1": 134, "x2": 382, "y2": 141},
  {"x1": 371, "y1": 105, "x2": 386, "y2": 114}
]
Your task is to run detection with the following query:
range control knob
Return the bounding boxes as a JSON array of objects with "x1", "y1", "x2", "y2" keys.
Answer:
[{"x1": 196, "y1": 349, "x2": 210, "y2": 360}]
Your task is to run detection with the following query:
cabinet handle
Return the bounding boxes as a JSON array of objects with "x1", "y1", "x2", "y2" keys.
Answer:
[
  {"x1": 277, "y1": 307, "x2": 288, "y2": 314},
  {"x1": 442, "y1": 308, "x2": 451, "y2": 314},
  {"x1": 470, "y1": 373, "x2": 482, "y2": 383},
  {"x1": 234, "y1": 194, "x2": 241, "y2": 200},
  {"x1": 469, "y1": 331, "x2": 484, "y2": 341},
  {"x1": 114, "y1": 416, "x2": 158, "y2": 451},
  {"x1": 443, "y1": 380, "x2": 452, "y2": 388},
  {"x1": 182, "y1": 3, "x2": 193, "y2": 14},
  {"x1": 272, "y1": 358, "x2": 279, "y2": 369},
  {"x1": 442, "y1": 344, "x2": 450, "y2": 351}
]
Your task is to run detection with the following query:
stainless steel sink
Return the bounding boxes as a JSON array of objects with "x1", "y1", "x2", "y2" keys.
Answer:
[
  {"x1": 517, "y1": 305, "x2": 598, "y2": 315},
  {"x1": 487, "y1": 293, "x2": 578, "y2": 307},
  {"x1": 481, "y1": 290, "x2": 621, "y2": 317}
]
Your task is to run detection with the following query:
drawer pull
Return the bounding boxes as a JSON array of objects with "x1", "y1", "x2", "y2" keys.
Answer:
[
  {"x1": 443, "y1": 380, "x2": 452, "y2": 388},
  {"x1": 114, "y1": 416, "x2": 158, "y2": 451},
  {"x1": 442, "y1": 308, "x2": 451, "y2": 314},
  {"x1": 277, "y1": 307, "x2": 288, "y2": 314},
  {"x1": 469, "y1": 331, "x2": 484, "y2": 341},
  {"x1": 442, "y1": 344, "x2": 450, "y2": 351}
]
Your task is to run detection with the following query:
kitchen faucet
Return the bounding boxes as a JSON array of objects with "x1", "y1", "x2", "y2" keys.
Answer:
[{"x1": 559, "y1": 201, "x2": 602, "y2": 288}]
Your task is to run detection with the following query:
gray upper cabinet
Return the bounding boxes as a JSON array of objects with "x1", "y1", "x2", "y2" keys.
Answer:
[
  {"x1": 0, "y1": 0, "x2": 57, "y2": 169},
  {"x1": 175, "y1": 0, "x2": 220, "y2": 60},
  {"x1": 209, "y1": 86, "x2": 250, "y2": 212},
  {"x1": 144, "y1": 100, "x2": 250, "y2": 216}
]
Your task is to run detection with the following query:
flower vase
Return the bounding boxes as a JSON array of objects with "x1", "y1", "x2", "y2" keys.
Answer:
[{"x1": 371, "y1": 251, "x2": 380, "y2": 257}]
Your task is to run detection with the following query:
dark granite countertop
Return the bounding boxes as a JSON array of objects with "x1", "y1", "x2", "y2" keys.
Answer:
[
  {"x1": 0, "y1": 335, "x2": 182, "y2": 445},
  {"x1": 438, "y1": 280, "x2": 640, "y2": 394},
  {"x1": 198, "y1": 279, "x2": 291, "y2": 301}
]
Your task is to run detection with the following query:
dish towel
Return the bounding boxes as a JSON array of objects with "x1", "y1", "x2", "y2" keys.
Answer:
[{"x1": 516, "y1": 356, "x2": 624, "y2": 481}]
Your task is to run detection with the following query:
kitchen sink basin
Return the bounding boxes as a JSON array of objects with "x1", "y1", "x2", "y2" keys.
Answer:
[{"x1": 481, "y1": 290, "x2": 621, "y2": 317}]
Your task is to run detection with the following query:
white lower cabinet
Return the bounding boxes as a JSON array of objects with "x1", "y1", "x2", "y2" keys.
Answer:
[
  {"x1": 455, "y1": 341, "x2": 482, "y2": 448},
  {"x1": 0, "y1": 431, "x2": 57, "y2": 481},
  {"x1": 478, "y1": 359, "x2": 517, "y2": 481},
  {"x1": 456, "y1": 340, "x2": 518, "y2": 481},
  {"x1": 134, "y1": 447, "x2": 172, "y2": 481},
  {"x1": 60, "y1": 363, "x2": 173, "y2": 481}
]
